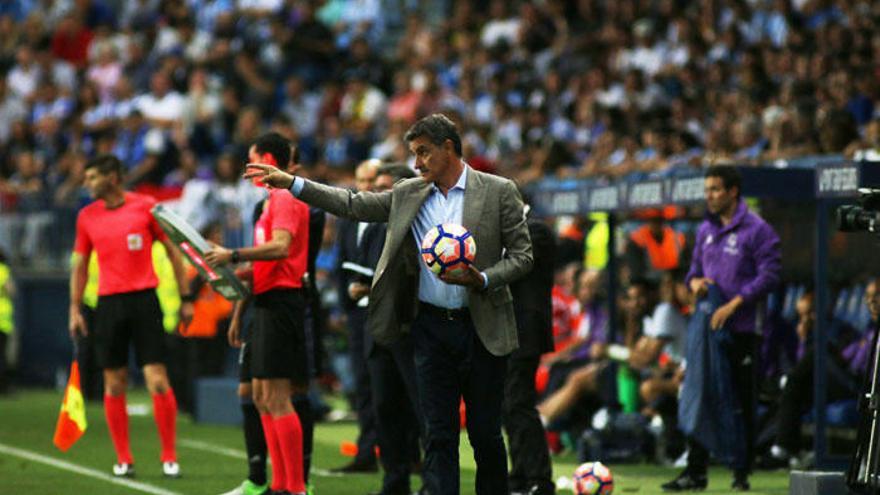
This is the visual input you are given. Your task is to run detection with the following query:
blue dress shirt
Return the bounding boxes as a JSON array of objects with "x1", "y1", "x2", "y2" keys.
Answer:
[{"x1": 289, "y1": 165, "x2": 487, "y2": 310}]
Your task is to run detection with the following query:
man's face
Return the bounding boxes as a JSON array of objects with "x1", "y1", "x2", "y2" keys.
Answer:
[
  {"x1": 704, "y1": 176, "x2": 737, "y2": 215},
  {"x1": 626, "y1": 285, "x2": 650, "y2": 316},
  {"x1": 409, "y1": 136, "x2": 451, "y2": 184},
  {"x1": 866, "y1": 281, "x2": 880, "y2": 321},
  {"x1": 354, "y1": 165, "x2": 378, "y2": 192},
  {"x1": 374, "y1": 173, "x2": 394, "y2": 193},
  {"x1": 83, "y1": 167, "x2": 115, "y2": 199}
]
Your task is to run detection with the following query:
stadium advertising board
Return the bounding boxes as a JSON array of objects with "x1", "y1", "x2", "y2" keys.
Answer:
[
  {"x1": 669, "y1": 175, "x2": 705, "y2": 204},
  {"x1": 587, "y1": 184, "x2": 620, "y2": 211},
  {"x1": 815, "y1": 163, "x2": 860, "y2": 198},
  {"x1": 624, "y1": 180, "x2": 666, "y2": 209}
]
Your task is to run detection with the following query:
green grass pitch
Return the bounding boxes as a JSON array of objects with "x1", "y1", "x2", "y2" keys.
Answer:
[{"x1": 0, "y1": 389, "x2": 790, "y2": 494}]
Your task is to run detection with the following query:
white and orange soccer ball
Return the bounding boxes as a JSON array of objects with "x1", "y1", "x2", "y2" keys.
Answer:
[
  {"x1": 420, "y1": 223, "x2": 476, "y2": 276},
  {"x1": 573, "y1": 461, "x2": 614, "y2": 495}
]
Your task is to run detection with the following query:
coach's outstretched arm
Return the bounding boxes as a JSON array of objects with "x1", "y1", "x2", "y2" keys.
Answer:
[{"x1": 243, "y1": 163, "x2": 392, "y2": 222}]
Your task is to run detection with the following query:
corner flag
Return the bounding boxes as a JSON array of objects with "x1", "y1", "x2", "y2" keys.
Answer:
[{"x1": 53, "y1": 360, "x2": 87, "y2": 451}]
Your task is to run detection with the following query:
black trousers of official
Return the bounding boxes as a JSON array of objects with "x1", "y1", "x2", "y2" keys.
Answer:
[
  {"x1": 503, "y1": 353, "x2": 554, "y2": 493},
  {"x1": 348, "y1": 308, "x2": 377, "y2": 464},
  {"x1": 369, "y1": 334, "x2": 423, "y2": 494},
  {"x1": 775, "y1": 348, "x2": 859, "y2": 453},
  {"x1": 75, "y1": 305, "x2": 104, "y2": 401},
  {"x1": 412, "y1": 308, "x2": 508, "y2": 495},
  {"x1": 688, "y1": 332, "x2": 758, "y2": 474}
]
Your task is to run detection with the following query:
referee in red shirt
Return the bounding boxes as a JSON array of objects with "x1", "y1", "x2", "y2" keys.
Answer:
[
  {"x1": 69, "y1": 154, "x2": 194, "y2": 478},
  {"x1": 207, "y1": 133, "x2": 311, "y2": 495}
]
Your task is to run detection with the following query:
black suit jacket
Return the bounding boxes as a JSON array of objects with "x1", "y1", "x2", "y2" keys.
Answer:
[
  {"x1": 356, "y1": 222, "x2": 387, "y2": 355},
  {"x1": 335, "y1": 217, "x2": 363, "y2": 312},
  {"x1": 509, "y1": 218, "x2": 556, "y2": 357}
]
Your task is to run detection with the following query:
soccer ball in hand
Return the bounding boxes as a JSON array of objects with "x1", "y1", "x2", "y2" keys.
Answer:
[
  {"x1": 420, "y1": 223, "x2": 476, "y2": 276},
  {"x1": 573, "y1": 461, "x2": 614, "y2": 495}
]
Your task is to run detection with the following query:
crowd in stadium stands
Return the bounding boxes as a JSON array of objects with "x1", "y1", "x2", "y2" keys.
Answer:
[{"x1": 0, "y1": 0, "x2": 879, "y2": 264}]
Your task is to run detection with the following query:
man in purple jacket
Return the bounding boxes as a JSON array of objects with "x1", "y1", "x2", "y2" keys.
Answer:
[{"x1": 663, "y1": 165, "x2": 781, "y2": 492}]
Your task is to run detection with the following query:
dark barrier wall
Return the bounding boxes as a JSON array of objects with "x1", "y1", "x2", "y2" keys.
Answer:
[{"x1": 15, "y1": 274, "x2": 70, "y2": 387}]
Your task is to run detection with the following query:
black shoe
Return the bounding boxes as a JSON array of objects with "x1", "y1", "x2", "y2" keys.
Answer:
[
  {"x1": 661, "y1": 470, "x2": 707, "y2": 492},
  {"x1": 731, "y1": 472, "x2": 750, "y2": 491},
  {"x1": 330, "y1": 459, "x2": 378, "y2": 473}
]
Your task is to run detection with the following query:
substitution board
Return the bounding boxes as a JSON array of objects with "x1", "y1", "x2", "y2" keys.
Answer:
[{"x1": 151, "y1": 204, "x2": 249, "y2": 301}]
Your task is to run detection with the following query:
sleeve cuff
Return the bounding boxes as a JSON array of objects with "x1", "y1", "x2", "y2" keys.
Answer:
[
  {"x1": 289, "y1": 176, "x2": 305, "y2": 197},
  {"x1": 481, "y1": 272, "x2": 489, "y2": 289}
]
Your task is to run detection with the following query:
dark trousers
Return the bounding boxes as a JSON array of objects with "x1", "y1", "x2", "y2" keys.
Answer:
[
  {"x1": 75, "y1": 305, "x2": 103, "y2": 401},
  {"x1": 412, "y1": 308, "x2": 508, "y2": 495},
  {"x1": 369, "y1": 335, "x2": 423, "y2": 494},
  {"x1": 776, "y1": 348, "x2": 859, "y2": 452},
  {"x1": 688, "y1": 332, "x2": 759, "y2": 474},
  {"x1": 503, "y1": 353, "x2": 553, "y2": 493},
  {"x1": 348, "y1": 308, "x2": 377, "y2": 464}
]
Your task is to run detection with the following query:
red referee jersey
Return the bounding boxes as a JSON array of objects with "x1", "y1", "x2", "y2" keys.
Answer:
[
  {"x1": 74, "y1": 192, "x2": 167, "y2": 296},
  {"x1": 253, "y1": 188, "x2": 309, "y2": 295}
]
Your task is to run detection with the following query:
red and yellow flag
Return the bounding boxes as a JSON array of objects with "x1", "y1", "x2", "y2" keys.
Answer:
[{"x1": 53, "y1": 361, "x2": 87, "y2": 451}]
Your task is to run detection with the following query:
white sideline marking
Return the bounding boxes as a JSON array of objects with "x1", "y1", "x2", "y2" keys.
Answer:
[
  {"x1": 179, "y1": 438, "x2": 342, "y2": 478},
  {"x1": 0, "y1": 442, "x2": 183, "y2": 495}
]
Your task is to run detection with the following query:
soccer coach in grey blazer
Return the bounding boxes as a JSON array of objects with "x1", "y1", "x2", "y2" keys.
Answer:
[{"x1": 245, "y1": 114, "x2": 533, "y2": 495}]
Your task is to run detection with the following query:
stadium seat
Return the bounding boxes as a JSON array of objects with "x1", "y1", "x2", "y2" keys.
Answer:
[
  {"x1": 833, "y1": 287, "x2": 850, "y2": 323},
  {"x1": 802, "y1": 400, "x2": 859, "y2": 428},
  {"x1": 844, "y1": 284, "x2": 865, "y2": 327}
]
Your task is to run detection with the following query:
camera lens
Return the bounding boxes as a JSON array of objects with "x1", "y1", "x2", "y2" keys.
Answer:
[{"x1": 838, "y1": 205, "x2": 877, "y2": 232}]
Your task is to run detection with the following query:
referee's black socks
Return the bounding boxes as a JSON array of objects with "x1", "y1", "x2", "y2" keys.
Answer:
[
  {"x1": 291, "y1": 393, "x2": 314, "y2": 483},
  {"x1": 240, "y1": 398, "x2": 268, "y2": 486}
]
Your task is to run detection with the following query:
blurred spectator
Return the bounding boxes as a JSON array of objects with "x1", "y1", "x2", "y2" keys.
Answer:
[
  {"x1": 761, "y1": 281, "x2": 879, "y2": 468},
  {"x1": 625, "y1": 212, "x2": 686, "y2": 281},
  {"x1": 51, "y1": 14, "x2": 94, "y2": 68}
]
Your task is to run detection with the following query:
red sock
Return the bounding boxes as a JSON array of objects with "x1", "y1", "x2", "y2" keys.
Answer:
[
  {"x1": 151, "y1": 390, "x2": 178, "y2": 462},
  {"x1": 261, "y1": 413, "x2": 286, "y2": 491},
  {"x1": 274, "y1": 412, "x2": 305, "y2": 494},
  {"x1": 104, "y1": 394, "x2": 133, "y2": 464}
]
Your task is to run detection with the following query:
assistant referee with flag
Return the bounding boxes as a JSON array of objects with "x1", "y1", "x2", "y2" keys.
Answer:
[{"x1": 68, "y1": 154, "x2": 193, "y2": 478}]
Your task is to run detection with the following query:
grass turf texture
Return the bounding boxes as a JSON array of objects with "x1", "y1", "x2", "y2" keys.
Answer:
[{"x1": 0, "y1": 389, "x2": 789, "y2": 494}]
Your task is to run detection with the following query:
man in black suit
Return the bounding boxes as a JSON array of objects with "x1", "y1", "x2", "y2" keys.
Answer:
[
  {"x1": 504, "y1": 204, "x2": 556, "y2": 495},
  {"x1": 352, "y1": 164, "x2": 425, "y2": 495},
  {"x1": 332, "y1": 158, "x2": 381, "y2": 473}
]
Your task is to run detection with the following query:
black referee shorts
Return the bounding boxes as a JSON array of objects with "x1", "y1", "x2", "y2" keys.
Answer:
[
  {"x1": 94, "y1": 289, "x2": 166, "y2": 369},
  {"x1": 245, "y1": 288, "x2": 308, "y2": 384}
]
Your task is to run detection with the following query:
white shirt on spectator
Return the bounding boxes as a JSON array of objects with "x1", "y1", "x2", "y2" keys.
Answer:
[
  {"x1": 642, "y1": 302, "x2": 687, "y2": 363},
  {"x1": 481, "y1": 17, "x2": 521, "y2": 48},
  {"x1": 136, "y1": 91, "x2": 185, "y2": 122},
  {"x1": 282, "y1": 92, "x2": 322, "y2": 137},
  {"x1": 237, "y1": 0, "x2": 282, "y2": 12},
  {"x1": 7, "y1": 65, "x2": 41, "y2": 100}
]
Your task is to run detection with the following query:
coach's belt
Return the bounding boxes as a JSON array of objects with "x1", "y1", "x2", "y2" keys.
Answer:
[{"x1": 419, "y1": 302, "x2": 470, "y2": 321}]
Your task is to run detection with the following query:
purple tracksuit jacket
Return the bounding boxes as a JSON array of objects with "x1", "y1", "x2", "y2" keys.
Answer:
[{"x1": 686, "y1": 200, "x2": 782, "y2": 334}]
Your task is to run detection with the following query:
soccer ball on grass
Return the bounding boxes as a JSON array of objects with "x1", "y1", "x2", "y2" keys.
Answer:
[{"x1": 573, "y1": 461, "x2": 614, "y2": 495}]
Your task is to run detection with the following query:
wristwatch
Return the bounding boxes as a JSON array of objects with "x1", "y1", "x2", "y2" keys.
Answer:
[{"x1": 231, "y1": 249, "x2": 241, "y2": 263}]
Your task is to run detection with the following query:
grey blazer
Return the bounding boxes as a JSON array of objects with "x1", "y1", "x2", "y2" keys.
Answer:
[{"x1": 298, "y1": 167, "x2": 533, "y2": 356}]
